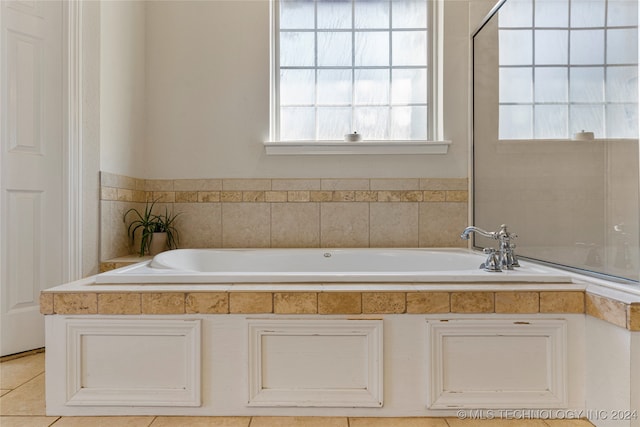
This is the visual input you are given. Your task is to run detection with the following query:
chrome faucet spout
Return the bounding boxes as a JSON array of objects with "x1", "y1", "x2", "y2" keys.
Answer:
[{"x1": 460, "y1": 226, "x2": 495, "y2": 240}]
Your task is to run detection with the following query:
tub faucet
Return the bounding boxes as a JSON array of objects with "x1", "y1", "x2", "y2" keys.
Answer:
[{"x1": 461, "y1": 224, "x2": 520, "y2": 271}]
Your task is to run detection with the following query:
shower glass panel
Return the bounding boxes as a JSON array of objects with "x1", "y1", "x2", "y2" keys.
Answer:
[{"x1": 472, "y1": 0, "x2": 639, "y2": 283}]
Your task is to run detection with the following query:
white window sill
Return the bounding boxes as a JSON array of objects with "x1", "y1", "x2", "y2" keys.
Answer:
[{"x1": 264, "y1": 140, "x2": 451, "y2": 155}]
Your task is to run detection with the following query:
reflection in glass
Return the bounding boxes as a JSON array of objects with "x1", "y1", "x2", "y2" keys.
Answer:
[
  {"x1": 535, "y1": 0, "x2": 568, "y2": 27},
  {"x1": 607, "y1": 28, "x2": 639, "y2": 65},
  {"x1": 570, "y1": 105, "x2": 604, "y2": 136},
  {"x1": 500, "y1": 68, "x2": 533, "y2": 103},
  {"x1": 317, "y1": 107, "x2": 352, "y2": 140},
  {"x1": 354, "y1": 107, "x2": 389, "y2": 139},
  {"x1": 534, "y1": 105, "x2": 567, "y2": 138},
  {"x1": 570, "y1": 30, "x2": 604, "y2": 65},
  {"x1": 280, "y1": 107, "x2": 315, "y2": 140},
  {"x1": 392, "y1": 31, "x2": 427, "y2": 66},
  {"x1": 280, "y1": 0, "x2": 314, "y2": 29},
  {"x1": 534, "y1": 30, "x2": 568, "y2": 65},
  {"x1": 354, "y1": 0, "x2": 389, "y2": 28},
  {"x1": 391, "y1": 69, "x2": 427, "y2": 104},
  {"x1": 355, "y1": 31, "x2": 390, "y2": 66},
  {"x1": 391, "y1": 106, "x2": 427, "y2": 139},
  {"x1": 500, "y1": 105, "x2": 533, "y2": 139},
  {"x1": 570, "y1": 0, "x2": 606, "y2": 27},
  {"x1": 317, "y1": 0, "x2": 352, "y2": 29},
  {"x1": 499, "y1": 30, "x2": 532, "y2": 65},
  {"x1": 280, "y1": 32, "x2": 315, "y2": 67},
  {"x1": 355, "y1": 69, "x2": 389, "y2": 105},
  {"x1": 280, "y1": 69, "x2": 315, "y2": 105},
  {"x1": 534, "y1": 68, "x2": 567, "y2": 103},
  {"x1": 318, "y1": 32, "x2": 352, "y2": 66},
  {"x1": 569, "y1": 67, "x2": 604, "y2": 103},
  {"x1": 318, "y1": 70, "x2": 352, "y2": 105},
  {"x1": 392, "y1": 0, "x2": 427, "y2": 28}
]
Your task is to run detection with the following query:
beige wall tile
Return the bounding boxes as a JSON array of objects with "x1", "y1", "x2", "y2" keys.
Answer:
[
  {"x1": 377, "y1": 191, "x2": 403, "y2": 202},
  {"x1": 151, "y1": 191, "x2": 176, "y2": 203},
  {"x1": 266, "y1": 191, "x2": 288, "y2": 202},
  {"x1": 98, "y1": 293, "x2": 141, "y2": 315},
  {"x1": 332, "y1": 191, "x2": 355, "y2": 202},
  {"x1": 288, "y1": 191, "x2": 310, "y2": 202},
  {"x1": 370, "y1": 178, "x2": 420, "y2": 190},
  {"x1": 423, "y1": 191, "x2": 446, "y2": 202},
  {"x1": 176, "y1": 191, "x2": 198, "y2": 203},
  {"x1": 271, "y1": 203, "x2": 320, "y2": 248},
  {"x1": 101, "y1": 186, "x2": 118, "y2": 201},
  {"x1": 320, "y1": 203, "x2": 369, "y2": 247},
  {"x1": 100, "y1": 171, "x2": 120, "y2": 188},
  {"x1": 355, "y1": 191, "x2": 378, "y2": 202},
  {"x1": 321, "y1": 179, "x2": 369, "y2": 191},
  {"x1": 362, "y1": 292, "x2": 406, "y2": 314},
  {"x1": 221, "y1": 191, "x2": 243, "y2": 202},
  {"x1": 451, "y1": 292, "x2": 494, "y2": 313},
  {"x1": 370, "y1": 203, "x2": 419, "y2": 247},
  {"x1": 223, "y1": 179, "x2": 271, "y2": 191},
  {"x1": 141, "y1": 293, "x2": 185, "y2": 314},
  {"x1": 117, "y1": 188, "x2": 134, "y2": 202},
  {"x1": 145, "y1": 179, "x2": 174, "y2": 191},
  {"x1": 173, "y1": 179, "x2": 222, "y2": 191},
  {"x1": 318, "y1": 292, "x2": 362, "y2": 314},
  {"x1": 586, "y1": 293, "x2": 627, "y2": 328},
  {"x1": 495, "y1": 292, "x2": 539, "y2": 314},
  {"x1": 272, "y1": 179, "x2": 321, "y2": 191},
  {"x1": 99, "y1": 262, "x2": 116, "y2": 272},
  {"x1": 446, "y1": 190, "x2": 468, "y2": 202},
  {"x1": 420, "y1": 178, "x2": 468, "y2": 191},
  {"x1": 243, "y1": 191, "x2": 266, "y2": 202},
  {"x1": 132, "y1": 190, "x2": 146, "y2": 203},
  {"x1": 629, "y1": 304, "x2": 640, "y2": 331},
  {"x1": 406, "y1": 292, "x2": 450, "y2": 313},
  {"x1": 186, "y1": 293, "x2": 229, "y2": 314},
  {"x1": 274, "y1": 292, "x2": 318, "y2": 314},
  {"x1": 174, "y1": 203, "x2": 222, "y2": 248},
  {"x1": 222, "y1": 203, "x2": 271, "y2": 248},
  {"x1": 39, "y1": 293, "x2": 53, "y2": 315},
  {"x1": 419, "y1": 202, "x2": 468, "y2": 247},
  {"x1": 53, "y1": 293, "x2": 98, "y2": 314},
  {"x1": 198, "y1": 191, "x2": 221, "y2": 202},
  {"x1": 540, "y1": 291, "x2": 584, "y2": 313},
  {"x1": 229, "y1": 292, "x2": 273, "y2": 313},
  {"x1": 310, "y1": 191, "x2": 333, "y2": 202}
]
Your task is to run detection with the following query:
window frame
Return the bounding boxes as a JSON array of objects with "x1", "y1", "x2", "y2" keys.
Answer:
[{"x1": 267, "y1": 0, "x2": 449, "y2": 154}]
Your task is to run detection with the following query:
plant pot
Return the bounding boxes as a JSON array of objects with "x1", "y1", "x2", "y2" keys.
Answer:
[{"x1": 149, "y1": 232, "x2": 168, "y2": 256}]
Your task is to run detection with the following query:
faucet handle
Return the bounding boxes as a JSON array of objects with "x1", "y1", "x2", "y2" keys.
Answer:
[{"x1": 480, "y1": 248, "x2": 502, "y2": 272}]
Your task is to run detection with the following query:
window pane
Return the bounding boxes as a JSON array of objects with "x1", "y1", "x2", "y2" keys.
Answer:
[
  {"x1": 534, "y1": 105, "x2": 568, "y2": 139},
  {"x1": 391, "y1": 68, "x2": 427, "y2": 104},
  {"x1": 570, "y1": 67, "x2": 604, "y2": 103},
  {"x1": 606, "y1": 66, "x2": 638, "y2": 103},
  {"x1": 355, "y1": 0, "x2": 390, "y2": 29},
  {"x1": 318, "y1": 0, "x2": 352, "y2": 30},
  {"x1": 498, "y1": 0, "x2": 532, "y2": 28},
  {"x1": 318, "y1": 32, "x2": 352, "y2": 66},
  {"x1": 355, "y1": 69, "x2": 389, "y2": 105},
  {"x1": 392, "y1": 0, "x2": 427, "y2": 29},
  {"x1": 607, "y1": 29, "x2": 638, "y2": 65},
  {"x1": 534, "y1": 0, "x2": 568, "y2": 28},
  {"x1": 534, "y1": 30, "x2": 568, "y2": 65},
  {"x1": 318, "y1": 69, "x2": 352, "y2": 105},
  {"x1": 354, "y1": 107, "x2": 389, "y2": 139},
  {"x1": 500, "y1": 67, "x2": 533, "y2": 103},
  {"x1": 534, "y1": 67, "x2": 567, "y2": 103},
  {"x1": 280, "y1": 69, "x2": 315, "y2": 105},
  {"x1": 390, "y1": 106, "x2": 427, "y2": 139},
  {"x1": 280, "y1": 32, "x2": 315, "y2": 66},
  {"x1": 280, "y1": 0, "x2": 315, "y2": 29},
  {"x1": 570, "y1": 105, "x2": 604, "y2": 137},
  {"x1": 606, "y1": 104, "x2": 638, "y2": 138},
  {"x1": 392, "y1": 31, "x2": 427, "y2": 66},
  {"x1": 317, "y1": 107, "x2": 352, "y2": 139},
  {"x1": 500, "y1": 105, "x2": 533, "y2": 139},
  {"x1": 280, "y1": 107, "x2": 316, "y2": 140},
  {"x1": 570, "y1": 0, "x2": 605, "y2": 27},
  {"x1": 607, "y1": 0, "x2": 638, "y2": 27},
  {"x1": 355, "y1": 31, "x2": 389, "y2": 66},
  {"x1": 570, "y1": 30, "x2": 604, "y2": 65},
  {"x1": 499, "y1": 30, "x2": 532, "y2": 65}
]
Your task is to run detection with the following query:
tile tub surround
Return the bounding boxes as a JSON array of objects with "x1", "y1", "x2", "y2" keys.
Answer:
[
  {"x1": 40, "y1": 281, "x2": 640, "y2": 331},
  {"x1": 100, "y1": 173, "x2": 469, "y2": 260}
]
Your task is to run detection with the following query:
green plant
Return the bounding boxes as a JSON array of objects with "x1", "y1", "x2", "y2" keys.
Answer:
[{"x1": 123, "y1": 200, "x2": 180, "y2": 256}]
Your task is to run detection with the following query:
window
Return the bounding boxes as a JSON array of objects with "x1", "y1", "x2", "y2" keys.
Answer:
[
  {"x1": 271, "y1": 0, "x2": 435, "y2": 142},
  {"x1": 498, "y1": 0, "x2": 639, "y2": 140}
]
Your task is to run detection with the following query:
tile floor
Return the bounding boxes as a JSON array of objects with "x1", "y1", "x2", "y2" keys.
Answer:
[{"x1": 1, "y1": 352, "x2": 595, "y2": 427}]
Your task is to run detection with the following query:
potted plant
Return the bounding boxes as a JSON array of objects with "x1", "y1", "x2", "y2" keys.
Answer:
[{"x1": 123, "y1": 200, "x2": 180, "y2": 256}]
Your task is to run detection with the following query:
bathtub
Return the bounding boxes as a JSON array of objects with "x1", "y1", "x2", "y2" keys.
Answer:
[{"x1": 95, "y1": 248, "x2": 572, "y2": 284}]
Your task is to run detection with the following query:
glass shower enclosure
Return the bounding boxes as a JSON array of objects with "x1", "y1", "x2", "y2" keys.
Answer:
[{"x1": 472, "y1": 0, "x2": 639, "y2": 283}]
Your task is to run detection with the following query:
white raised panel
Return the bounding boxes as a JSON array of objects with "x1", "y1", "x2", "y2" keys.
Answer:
[
  {"x1": 427, "y1": 319, "x2": 567, "y2": 409},
  {"x1": 248, "y1": 319, "x2": 383, "y2": 407},
  {"x1": 6, "y1": 190, "x2": 41, "y2": 311},
  {"x1": 65, "y1": 319, "x2": 201, "y2": 407},
  {"x1": 7, "y1": 28, "x2": 43, "y2": 154}
]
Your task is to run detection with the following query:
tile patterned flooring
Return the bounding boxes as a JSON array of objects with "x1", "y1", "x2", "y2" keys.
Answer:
[{"x1": 1, "y1": 352, "x2": 595, "y2": 427}]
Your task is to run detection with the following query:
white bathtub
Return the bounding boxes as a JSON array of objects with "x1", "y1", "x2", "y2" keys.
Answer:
[{"x1": 95, "y1": 248, "x2": 572, "y2": 284}]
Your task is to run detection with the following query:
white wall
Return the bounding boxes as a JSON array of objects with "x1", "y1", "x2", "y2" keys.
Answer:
[
  {"x1": 143, "y1": 0, "x2": 476, "y2": 179},
  {"x1": 100, "y1": 0, "x2": 147, "y2": 178}
]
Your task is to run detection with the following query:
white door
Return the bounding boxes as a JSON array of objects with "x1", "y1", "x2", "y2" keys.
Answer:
[{"x1": 0, "y1": 1, "x2": 65, "y2": 356}]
